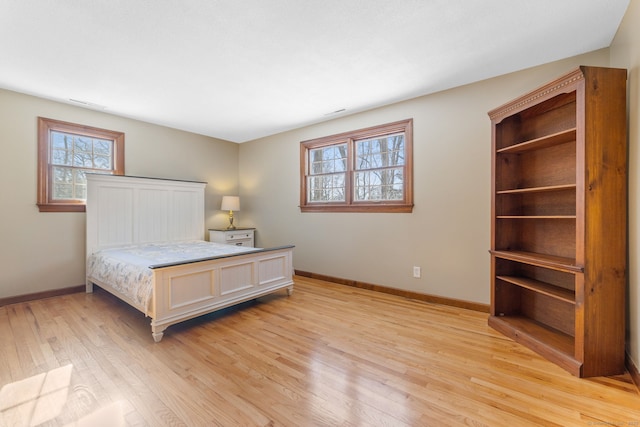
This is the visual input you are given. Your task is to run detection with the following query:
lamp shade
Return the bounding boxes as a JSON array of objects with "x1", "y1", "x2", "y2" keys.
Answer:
[{"x1": 221, "y1": 196, "x2": 240, "y2": 211}]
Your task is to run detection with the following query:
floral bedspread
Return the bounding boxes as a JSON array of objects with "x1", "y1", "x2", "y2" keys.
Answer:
[{"x1": 86, "y1": 240, "x2": 259, "y2": 313}]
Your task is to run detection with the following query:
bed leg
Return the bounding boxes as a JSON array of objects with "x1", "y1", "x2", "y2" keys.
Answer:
[
  {"x1": 286, "y1": 285, "x2": 294, "y2": 296},
  {"x1": 86, "y1": 280, "x2": 94, "y2": 293},
  {"x1": 151, "y1": 325, "x2": 166, "y2": 342}
]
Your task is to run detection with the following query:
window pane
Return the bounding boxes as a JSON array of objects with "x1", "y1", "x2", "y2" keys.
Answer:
[
  {"x1": 75, "y1": 169, "x2": 87, "y2": 185},
  {"x1": 73, "y1": 169, "x2": 87, "y2": 200},
  {"x1": 73, "y1": 151, "x2": 93, "y2": 167},
  {"x1": 94, "y1": 139, "x2": 112, "y2": 155},
  {"x1": 53, "y1": 183, "x2": 73, "y2": 199},
  {"x1": 74, "y1": 136, "x2": 92, "y2": 152},
  {"x1": 51, "y1": 131, "x2": 72, "y2": 150},
  {"x1": 51, "y1": 148, "x2": 72, "y2": 166},
  {"x1": 356, "y1": 133, "x2": 404, "y2": 171},
  {"x1": 94, "y1": 155, "x2": 112, "y2": 169},
  {"x1": 309, "y1": 144, "x2": 347, "y2": 175},
  {"x1": 52, "y1": 165, "x2": 74, "y2": 199},
  {"x1": 308, "y1": 173, "x2": 345, "y2": 202},
  {"x1": 52, "y1": 167, "x2": 89, "y2": 200},
  {"x1": 53, "y1": 166, "x2": 73, "y2": 184},
  {"x1": 354, "y1": 168, "x2": 404, "y2": 201}
]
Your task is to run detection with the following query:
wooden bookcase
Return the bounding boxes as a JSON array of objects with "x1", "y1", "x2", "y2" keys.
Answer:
[{"x1": 488, "y1": 66, "x2": 627, "y2": 378}]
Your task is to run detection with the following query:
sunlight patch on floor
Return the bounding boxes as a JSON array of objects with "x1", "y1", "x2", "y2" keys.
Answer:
[
  {"x1": 0, "y1": 364, "x2": 73, "y2": 426},
  {"x1": 0, "y1": 365, "x2": 127, "y2": 426}
]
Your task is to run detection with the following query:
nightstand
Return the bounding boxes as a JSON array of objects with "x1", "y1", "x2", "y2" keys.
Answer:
[{"x1": 208, "y1": 228, "x2": 255, "y2": 247}]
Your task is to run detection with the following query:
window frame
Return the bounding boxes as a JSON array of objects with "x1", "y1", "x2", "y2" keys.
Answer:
[
  {"x1": 300, "y1": 119, "x2": 413, "y2": 213},
  {"x1": 37, "y1": 117, "x2": 125, "y2": 212}
]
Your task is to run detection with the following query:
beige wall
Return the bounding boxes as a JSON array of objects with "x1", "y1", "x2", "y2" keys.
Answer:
[
  {"x1": 0, "y1": 89, "x2": 238, "y2": 298},
  {"x1": 611, "y1": 0, "x2": 640, "y2": 373}
]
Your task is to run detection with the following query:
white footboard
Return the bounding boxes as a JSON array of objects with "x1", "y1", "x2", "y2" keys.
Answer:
[{"x1": 148, "y1": 246, "x2": 294, "y2": 341}]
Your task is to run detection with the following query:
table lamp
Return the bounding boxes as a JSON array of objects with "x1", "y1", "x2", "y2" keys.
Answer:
[{"x1": 220, "y1": 196, "x2": 240, "y2": 230}]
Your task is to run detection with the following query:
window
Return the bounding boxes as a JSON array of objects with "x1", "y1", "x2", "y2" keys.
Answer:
[
  {"x1": 37, "y1": 117, "x2": 124, "y2": 212},
  {"x1": 300, "y1": 119, "x2": 413, "y2": 213}
]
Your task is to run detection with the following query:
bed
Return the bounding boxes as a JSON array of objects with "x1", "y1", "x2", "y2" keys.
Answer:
[{"x1": 85, "y1": 174, "x2": 294, "y2": 342}]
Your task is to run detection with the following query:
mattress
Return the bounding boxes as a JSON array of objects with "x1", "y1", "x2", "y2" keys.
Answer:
[{"x1": 86, "y1": 240, "x2": 259, "y2": 312}]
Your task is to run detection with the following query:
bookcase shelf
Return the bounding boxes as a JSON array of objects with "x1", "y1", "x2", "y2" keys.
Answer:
[
  {"x1": 488, "y1": 66, "x2": 627, "y2": 378},
  {"x1": 488, "y1": 315, "x2": 580, "y2": 374},
  {"x1": 496, "y1": 275, "x2": 575, "y2": 304},
  {"x1": 491, "y1": 249, "x2": 581, "y2": 273},
  {"x1": 496, "y1": 128, "x2": 577, "y2": 154},
  {"x1": 496, "y1": 215, "x2": 576, "y2": 219},
  {"x1": 496, "y1": 184, "x2": 576, "y2": 195}
]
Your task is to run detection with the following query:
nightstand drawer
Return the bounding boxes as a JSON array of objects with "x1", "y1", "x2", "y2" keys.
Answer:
[
  {"x1": 225, "y1": 232, "x2": 253, "y2": 241},
  {"x1": 228, "y1": 238, "x2": 252, "y2": 246},
  {"x1": 209, "y1": 228, "x2": 255, "y2": 247}
]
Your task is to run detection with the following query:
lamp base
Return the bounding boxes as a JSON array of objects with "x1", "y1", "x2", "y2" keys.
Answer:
[{"x1": 226, "y1": 210, "x2": 236, "y2": 230}]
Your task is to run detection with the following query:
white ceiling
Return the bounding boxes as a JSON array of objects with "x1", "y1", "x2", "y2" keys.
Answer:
[{"x1": 0, "y1": 0, "x2": 630, "y2": 143}]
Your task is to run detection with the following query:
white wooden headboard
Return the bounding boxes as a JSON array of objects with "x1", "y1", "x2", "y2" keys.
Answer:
[{"x1": 86, "y1": 174, "x2": 207, "y2": 255}]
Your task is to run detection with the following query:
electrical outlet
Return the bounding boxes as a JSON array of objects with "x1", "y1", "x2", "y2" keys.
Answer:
[{"x1": 413, "y1": 266, "x2": 421, "y2": 278}]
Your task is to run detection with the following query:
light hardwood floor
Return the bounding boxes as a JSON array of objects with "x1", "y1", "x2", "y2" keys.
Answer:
[{"x1": 1, "y1": 276, "x2": 638, "y2": 426}]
